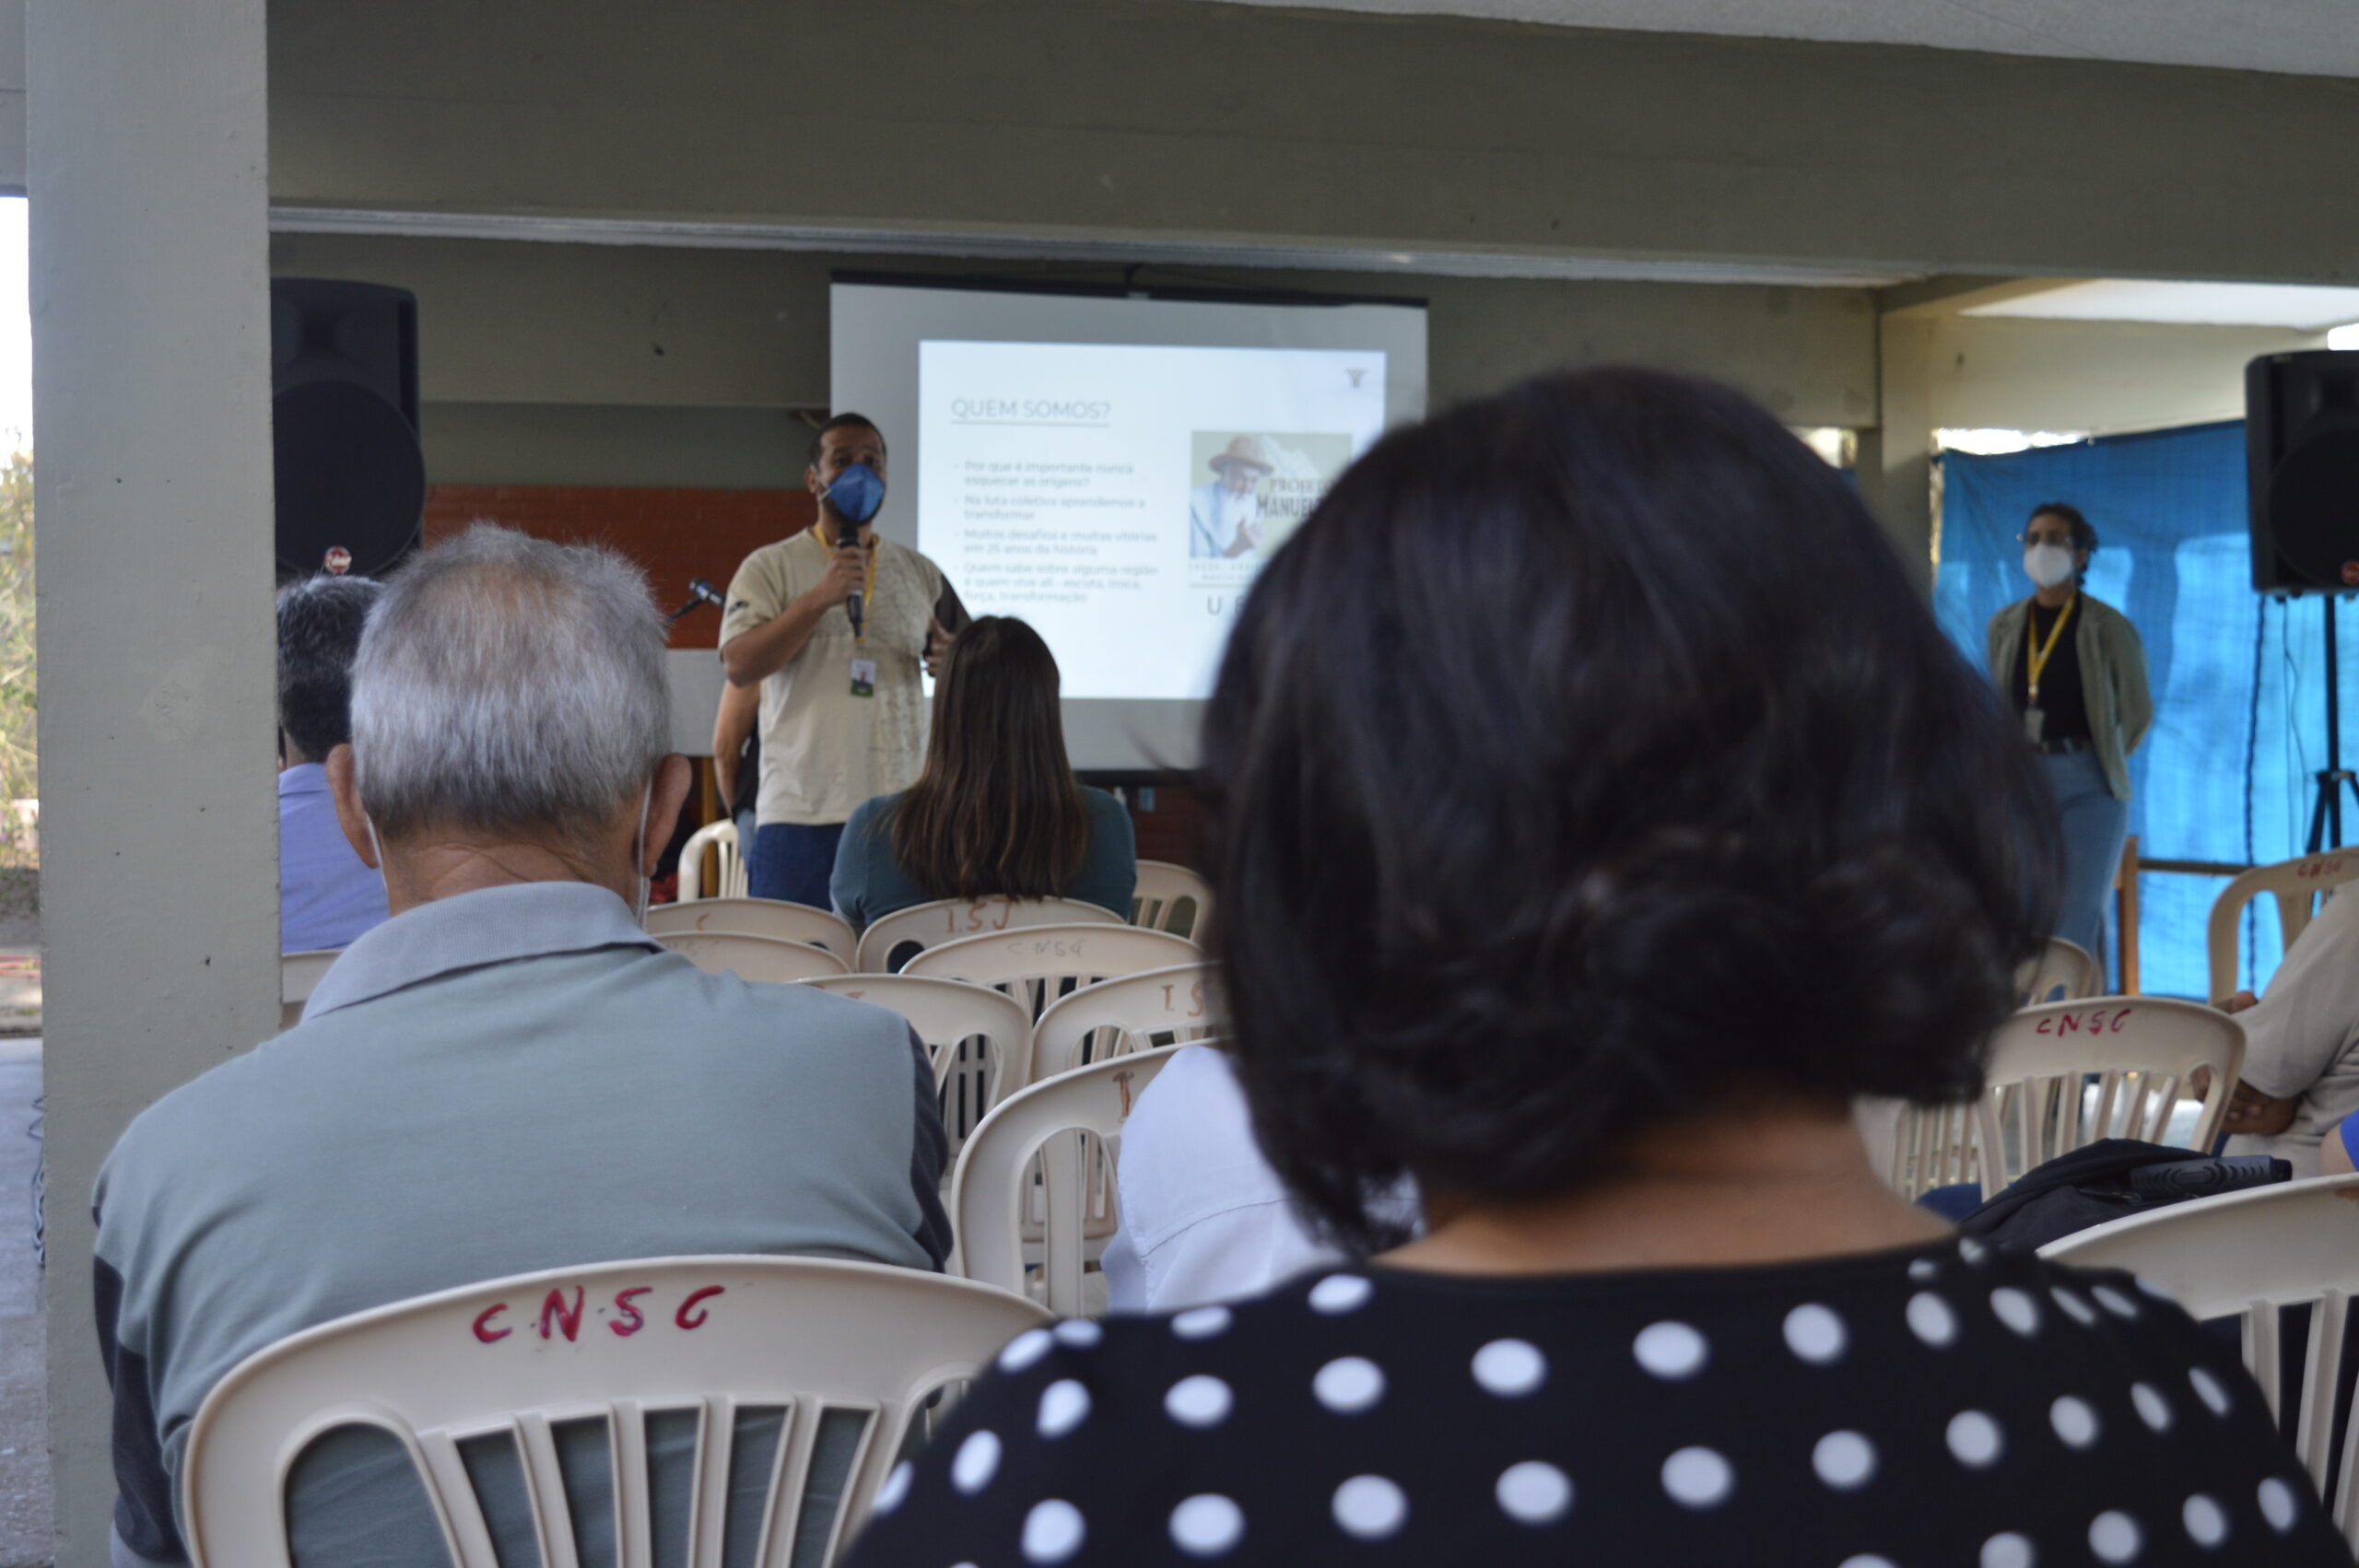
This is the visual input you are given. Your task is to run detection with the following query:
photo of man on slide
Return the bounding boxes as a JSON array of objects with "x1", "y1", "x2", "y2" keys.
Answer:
[
  {"x1": 1189, "y1": 435, "x2": 1275, "y2": 558},
  {"x1": 1188, "y1": 431, "x2": 1356, "y2": 568}
]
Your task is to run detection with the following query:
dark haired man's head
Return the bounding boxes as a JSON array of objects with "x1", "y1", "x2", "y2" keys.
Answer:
[
  {"x1": 276, "y1": 574, "x2": 383, "y2": 765},
  {"x1": 807, "y1": 415, "x2": 888, "y2": 529},
  {"x1": 806, "y1": 415, "x2": 886, "y2": 532},
  {"x1": 1200, "y1": 368, "x2": 2060, "y2": 1250}
]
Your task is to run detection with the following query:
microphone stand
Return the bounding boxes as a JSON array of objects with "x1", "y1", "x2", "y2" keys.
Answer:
[
  {"x1": 666, "y1": 579, "x2": 727, "y2": 628},
  {"x1": 2304, "y1": 593, "x2": 2359, "y2": 854}
]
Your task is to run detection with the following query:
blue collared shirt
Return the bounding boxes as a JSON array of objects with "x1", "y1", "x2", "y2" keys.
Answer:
[
  {"x1": 276, "y1": 763, "x2": 389, "y2": 953},
  {"x1": 96, "y1": 881, "x2": 949, "y2": 1566}
]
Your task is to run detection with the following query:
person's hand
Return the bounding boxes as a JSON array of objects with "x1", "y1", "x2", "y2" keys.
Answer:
[
  {"x1": 1226, "y1": 519, "x2": 1265, "y2": 557},
  {"x1": 923, "y1": 618, "x2": 954, "y2": 680},
  {"x1": 2187, "y1": 995, "x2": 2259, "y2": 1099},
  {"x1": 804, "y1": 543, "x2": 868, "y2": 612},
  {"x1": 2221, "y1": 1078, "x2": 2300, "y2": 1137}
]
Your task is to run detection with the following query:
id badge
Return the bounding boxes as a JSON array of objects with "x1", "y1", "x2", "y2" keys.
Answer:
[
  {"x1": 850, "y1": 656, "x2": 878, "y2": 698},
  {"x1": 2023, "y1": 704, "x2": 2045, "y2": 743}
]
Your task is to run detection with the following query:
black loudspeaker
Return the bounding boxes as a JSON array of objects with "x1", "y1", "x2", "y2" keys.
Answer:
[
  {"x1": 270, "y1": 278, "x2": 425, "y2": 580},
  {"x1": 2247, "y1": 350, "x2": 2359, "y2": 594}
]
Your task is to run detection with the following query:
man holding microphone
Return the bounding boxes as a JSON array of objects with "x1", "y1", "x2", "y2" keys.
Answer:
[{"x1": 721, "y1": 414, "x2": 964, "y2": 908}]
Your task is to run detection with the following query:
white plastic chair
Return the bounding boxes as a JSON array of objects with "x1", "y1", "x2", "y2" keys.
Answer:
[
  {"x1": 654, "y1": 930, "x2": 849, "y2": 983},
  {"x1": 2042, "y1": 1175, "x2": 2359, "y2": 1547},
  {"x1": 645, "y1": 898, "x2": 856, "y2": 963},
  {"x1": 1130, "y1": 860, "x2": 1214, "y2": 944},
  {"x1": 852, "y1": 895, "x2": 1125, "y2": 975},
  {"x1": 952, "y1": 1051, "x2": 1174, "y2": 1317},
  {"x1": 2017, "y1": 936, "x2": 2101, "y2": 1006},
  {"x1": 902, "y1": 924, "x2": 1201, "y2": 1024},
  {"x1": 281, "y1": 950, "x2": 338, "y2": 1032},
  {"x1": 803, "y1": 974, "x2": 1036, "y2": 1156},
  {"x1": 1880, "y1": 997, "x2": 2244, "y2": 1202},
  {"x1": 675, "y1": 820, "x2": 747, "y2": 903},
  {"x1": 179, "y1": 1256, "x2": 1049, "y2": 1568},
  {"x1": 2207, "y1": 848, "x2": 2359, "y2": 1003},
  {"x1": 1029, "y1": 963, "x2": 1226, "y2": 1084}
]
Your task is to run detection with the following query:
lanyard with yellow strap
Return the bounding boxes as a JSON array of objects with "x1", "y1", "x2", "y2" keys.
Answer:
[{"x1": 2025, "y1": 592, "x2": 2076, "y2": 709}]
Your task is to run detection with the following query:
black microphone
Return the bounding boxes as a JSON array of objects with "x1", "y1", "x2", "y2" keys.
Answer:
[{"x1": 838, "y1": 516, "x2": 865, "y2": 638}]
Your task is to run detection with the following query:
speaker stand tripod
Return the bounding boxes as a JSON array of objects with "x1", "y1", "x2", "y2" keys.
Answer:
[{"x1": 2304, "y1": 594, "x2": 2359, "y2": 855}]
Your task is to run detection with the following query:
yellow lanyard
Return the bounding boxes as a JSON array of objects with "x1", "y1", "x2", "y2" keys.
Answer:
[
  {"x1": 812, "y1": 522, "x2": 877, "y2": 643},
  {"x1": 2025, "y1": 593, "x2": 2076, "y2": 706}
]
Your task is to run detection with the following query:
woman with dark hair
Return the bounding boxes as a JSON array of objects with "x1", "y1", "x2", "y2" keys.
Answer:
[
  {"x1": 1986, "y1": 500, "x2": 2152, "y2": 969},
  {"x1": 828, "y1": 615, "x2": 1135, "y2": 931},
  {"x1": 847, "y1": 371, "x2": 2337, "y2": 1568}
]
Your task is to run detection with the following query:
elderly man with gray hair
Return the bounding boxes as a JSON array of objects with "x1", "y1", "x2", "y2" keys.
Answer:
[{"x1": 91, "y1": 525, "x2": 950, "y2": 1568}]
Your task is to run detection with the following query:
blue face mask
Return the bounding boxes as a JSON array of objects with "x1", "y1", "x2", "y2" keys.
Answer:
[{"x1": 824, "y1": 462, "x2": 886, "y2": 527}]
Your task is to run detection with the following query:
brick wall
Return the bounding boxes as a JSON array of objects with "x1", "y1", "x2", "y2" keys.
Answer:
[
  {"x1": 424, "y1": 485, "x2": 816, "y2": 650},
  {"x1": 1112, "y1": 779, "x2": 1208, "y2": 872}
]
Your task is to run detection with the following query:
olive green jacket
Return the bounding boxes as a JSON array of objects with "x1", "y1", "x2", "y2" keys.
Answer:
[{"x1": 1987, "y1": 592, "x2": 2153, "y2": 802}]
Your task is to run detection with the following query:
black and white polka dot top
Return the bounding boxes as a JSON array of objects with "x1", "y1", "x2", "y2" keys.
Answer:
[{"x1": 844, "y1": 1237, "x2": 2352, "y2": 1568}]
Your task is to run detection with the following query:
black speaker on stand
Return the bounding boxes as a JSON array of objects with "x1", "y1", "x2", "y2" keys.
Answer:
[
  {"x1": 2247, "y1": 350, "x2": 2359, "y2": 851},
  {"x1": 270, "y1": 278, "x2": 425, "y2": 581}
]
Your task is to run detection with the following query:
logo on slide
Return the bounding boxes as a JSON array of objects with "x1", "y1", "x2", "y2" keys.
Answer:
[{"x1": 1187, "y1": 430, "x2": 1355, "y2": 570}]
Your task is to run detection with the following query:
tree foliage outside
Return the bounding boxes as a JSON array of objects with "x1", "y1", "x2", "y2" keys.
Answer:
[{"x1": 0, "y1": 448, "x2": 33, "y2": 871}]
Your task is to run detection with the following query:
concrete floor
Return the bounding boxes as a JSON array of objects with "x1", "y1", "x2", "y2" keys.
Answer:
[{"x1": 0, "y1": 1041, "x2": 47, "y2": 1565}]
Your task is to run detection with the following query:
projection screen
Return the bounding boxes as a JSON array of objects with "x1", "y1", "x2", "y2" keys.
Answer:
[{"x1": 830, "y1": 276, "x2": 1429, "y2": 770}]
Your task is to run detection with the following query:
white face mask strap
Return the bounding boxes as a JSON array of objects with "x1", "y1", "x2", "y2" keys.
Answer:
[
  {"x1": 633, "y1": 784, "x2": 654, "y2": 925},
  {"x1": 364, "y1": 813, "x2": 391, "y2": 901}
]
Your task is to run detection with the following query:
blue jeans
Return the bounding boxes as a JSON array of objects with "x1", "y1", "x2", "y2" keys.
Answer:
[
  {"x1": 2043, "y1": 749, "x2": 2130, "y2": 971},
  {"x1": 747, "y1": 822, "x2": 845, "y2": 911}
]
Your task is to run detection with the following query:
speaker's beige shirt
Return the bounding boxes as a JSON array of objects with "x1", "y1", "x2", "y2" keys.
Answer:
[{"x1": 722, "y1": 529, "x2": 944, "y2": 826}]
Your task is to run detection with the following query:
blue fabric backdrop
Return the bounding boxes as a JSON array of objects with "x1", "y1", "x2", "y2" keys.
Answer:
[{"x1": 1935, "y1": 422, "x2": 2359, "y2": 1000}]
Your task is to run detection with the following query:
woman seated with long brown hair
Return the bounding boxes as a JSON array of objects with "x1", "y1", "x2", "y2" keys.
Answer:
[{"x1": 829, "y1": 615, "x2": 1136, "y2": 932}]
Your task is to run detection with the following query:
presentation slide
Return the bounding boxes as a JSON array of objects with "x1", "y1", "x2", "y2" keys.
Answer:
[
  {"x1": 832, "y1": 280, "x2": 1427, "y2": 767},
  {"x1": 919, "y1": 340, "x2": 1386, "y2": 700}
]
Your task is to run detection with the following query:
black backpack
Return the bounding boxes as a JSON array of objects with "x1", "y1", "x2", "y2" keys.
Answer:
[{"x1": 1957, "y1": 1138, "x2": 2290, "y2": 1252}]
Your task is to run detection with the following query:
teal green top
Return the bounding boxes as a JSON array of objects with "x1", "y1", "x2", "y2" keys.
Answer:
[{"x1": 830, "y1": 785, "x2": 1138, "y2": 932}]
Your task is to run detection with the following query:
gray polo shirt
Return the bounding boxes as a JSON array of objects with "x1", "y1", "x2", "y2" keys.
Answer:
[{"x1": 93, "y1": 881, "x2": 948, "y2": 1566}]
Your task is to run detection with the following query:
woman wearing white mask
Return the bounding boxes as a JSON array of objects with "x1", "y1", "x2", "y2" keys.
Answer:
[{"x1": 1987, "y1": 501, "x2": 2152, "y2": 966}]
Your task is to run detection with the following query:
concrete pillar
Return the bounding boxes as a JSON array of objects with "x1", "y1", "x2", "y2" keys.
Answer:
[
  {"x1": 1860, "y1": 313, "x2": 1938, "y2": 592},
  {"x1": 28, "y1": 0, "x2": 279, "y2": 1561}
]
